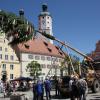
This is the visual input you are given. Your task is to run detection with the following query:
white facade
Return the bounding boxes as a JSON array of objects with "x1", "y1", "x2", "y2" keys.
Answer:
[
  {"x1": 38, "y1": 4, "x2": 53, "y2": 44},
  {"x1": 20, "y1": 52, "x2": 63, "y2": 80}
]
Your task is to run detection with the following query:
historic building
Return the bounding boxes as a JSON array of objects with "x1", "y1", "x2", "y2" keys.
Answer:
[
  {"x1": 38, "y1": 4, "x2": 53, "y2": 44},
  {"x1": 90, "y1": 40, "x2": 100, "y2": 61},
  {"x1": 89, "y1": 40, "x2": 100, "y2": 73},
  {"x1": 0, "y1": 33, "x2": 20, "y2": 81},
  {"x1": 10, "y1": 4, "x2": 64, "y2": 80},
  {"x1": 0, "y1": 4, "x2": 64, "y2": 81},
  {"x1": 13, "y1": 38, "x2": 64, "y2": 80}
]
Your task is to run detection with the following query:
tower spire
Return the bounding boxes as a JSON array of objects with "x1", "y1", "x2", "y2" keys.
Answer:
[
  {"x1": 38, "y1": 4, "x2": 53, "y2": 44},
  {"x1": 42, "y1": 4, "x2": 48, "y2": 12}
]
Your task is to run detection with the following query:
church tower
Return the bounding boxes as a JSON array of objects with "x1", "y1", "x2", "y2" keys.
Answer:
[{"x1": 38, "y1": 4, "x2": 53, "y2": 44}]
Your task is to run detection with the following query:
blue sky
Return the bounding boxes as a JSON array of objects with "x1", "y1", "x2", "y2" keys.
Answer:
[{"x1": 0, "y1": 0, "x2": 100, "y2": 57}]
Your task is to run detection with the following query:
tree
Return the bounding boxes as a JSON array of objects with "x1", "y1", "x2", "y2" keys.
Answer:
[
  {"x1": 61, "y1": 54, "x2": 80, "y2": 76},
  {"x1": 60, "y1": 55, "x2": 70, "y2": 76},
  {"x1": 26, "y1": 61, "x2": 42, "y2": 80}
]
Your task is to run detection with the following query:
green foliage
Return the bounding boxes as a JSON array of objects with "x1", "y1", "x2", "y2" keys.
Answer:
[
  {"x1": 61, "y1": 54, "x2": 80, "y2": 74},
  {"x1": 41, "y1": 31, "x2": 55, "y2": 40},
  {"x1": 0, "y1": 10, "x2": 34, "y2": 45},
  {"x1": 26, "y1": 61, "x2": 42, "y2": 79},
  {"x1": 71, "y1": 55, "x2": 80, "y2": 67}
]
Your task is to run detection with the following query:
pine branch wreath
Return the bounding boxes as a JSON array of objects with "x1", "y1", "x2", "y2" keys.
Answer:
[{"x1": 0, "y1": 10, "x2": 34, "y2": 45}]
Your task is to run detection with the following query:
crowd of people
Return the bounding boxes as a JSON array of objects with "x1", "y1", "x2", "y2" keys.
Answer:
[
  {"x1": 0, "y1": 75, "x2": 88, "y2": 100},
  {"x1": 32, "y1": 75, "x2": 88, "y2": 100},
  {"x1": 69, "y1": 75, "x2": 88, "y2": 100},
  {"x1": 0, "y1": 80, "x2": 30, "y2": 97},
  {"x1": 0, "y1": 80, "x2": 16, "y2": 97},
  {"x1": 33, "y1": 78, "x2": 51, "y2": 100}
]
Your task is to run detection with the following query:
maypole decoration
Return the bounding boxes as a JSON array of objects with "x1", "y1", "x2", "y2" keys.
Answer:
[{"x1": 0, "y1": 10, "x2": 34, "y2": 45}]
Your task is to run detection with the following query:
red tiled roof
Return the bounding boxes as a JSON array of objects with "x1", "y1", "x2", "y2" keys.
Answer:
[{"x1": 14, "y1": 38, "x2": 65, "y2": 58}]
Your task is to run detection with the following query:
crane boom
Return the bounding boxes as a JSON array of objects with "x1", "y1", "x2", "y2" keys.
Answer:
[
  {"x1": 36, "y1": 31, "x2": 100, "y2": 94},
  {"x1": 36, "y1": 30, "x2": 94, "y2": 61},
  {"x1": 55, "y1": 39, "x2": 94, "y2": 61}
]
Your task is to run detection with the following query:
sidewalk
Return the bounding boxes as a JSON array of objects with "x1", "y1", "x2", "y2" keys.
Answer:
[
  {"x1": 0, "y1": 90, "x2": 70, "y2": 100},
  {"x1": 0, "y1": 90, "x2": 100, "y2": 100}
]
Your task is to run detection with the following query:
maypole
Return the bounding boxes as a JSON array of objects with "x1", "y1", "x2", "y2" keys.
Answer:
[
  {"x1": 0, "y1": 10, "x2": 34, "y2": 45},
  {"x1": 36, "y1": 30, "x2": 94, "y2": 62}
]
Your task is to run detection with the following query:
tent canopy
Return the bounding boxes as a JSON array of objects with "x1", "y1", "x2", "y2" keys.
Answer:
[{"x1": 11, "y1": 76, "x2": 33, "y2": 81}]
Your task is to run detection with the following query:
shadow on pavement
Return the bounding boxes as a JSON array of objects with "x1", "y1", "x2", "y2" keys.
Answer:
[
  {"x1": 95, "y1": 97, "x2": 100, "y2": 98},
  {"x1": 91, "y1": 95, "x2": 100, "y2": 96},
  {"x1": 90, "y1": 96, "x2": 100, "y2": 100},
  {"x1": 90, "y1": 99, "x2": 100, "y2": 100},
  {"x1": 51, "y1": 95, "x2": 68, "y2": 99}
]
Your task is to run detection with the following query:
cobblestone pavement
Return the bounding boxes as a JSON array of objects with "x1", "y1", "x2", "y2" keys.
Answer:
[{"x1": 0, "y1": 90, "x2": 100, "y2": 100}]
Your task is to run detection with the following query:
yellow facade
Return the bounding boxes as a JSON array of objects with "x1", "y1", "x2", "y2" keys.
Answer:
[{"x1": 0, "y1": 33, "x2": 20, "y2": 81}]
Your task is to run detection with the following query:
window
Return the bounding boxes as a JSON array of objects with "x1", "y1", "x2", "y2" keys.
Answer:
[
  {"x1": 5, "y1": 55, "x2": 8, "y2": 60},
  {"x1": 55, "y1": 46, "x2": 59, "y2": 50},
  {"x1": 41, "y1": 56, "x2": 45, "y2": 60},
  {"x1": 10, "y1": 74, "x2": 14, "y2": 79},
  {"x1": 47, "y1": 65, "x2": 51, "y2": 69},
  {"x1": 2, "y1": 64, "x2": 6, "y2": 69},
  {"x1": 52, "y1": 57, "x2": 56, "y2": 62},
  {"x1": 41, "y1": 64, "x2": 46, "y2": 68},
  {"x1": 10, "y1": 65, "x2": 14, "y2": 70},
  {"x1": 28, "y1": 54, "x2": 33, "y2": 59},
  {"x1": 0, "y1": 47, "x2": 2, "y2": 51},
  {"x1": 59, "y1": 51, "x2": 63, "y2": 55},
  {"x1": 55, "y1": 58, "x2": 58, "y2": 62},
  {"x1": 59, "y1": 58, "x2": 62, "y2": 62},
  {"x1": 5, "y1": 48, "x2": 7, "y2": 52},
  {"x1": 24, "y1": 44, "x2": 29, "y2": 49},
  {"x1": 44, "y1": 42, "x2": 48, "y2": 46},
  {"x1": 41, "y1": 73, "x2": 45, "y2": 75},
  {"x1": 47, "y1": 27, "x2": 50, "y2": 29},
  {"x1": 10, "y1": 55, "x2": 14, "y2": 60},
  {"x1": 47, "y1": 48, "x2": 52, "y2": 52},
  {"x1": 0, "y1": 54, "x2": 2, "y2": 59},
  {"x1": 47, "y1": 56, "x2": 51, "y2": 61},
  {"x1": 35, "y1": 55, "x2": 40, "y2": 60}
]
